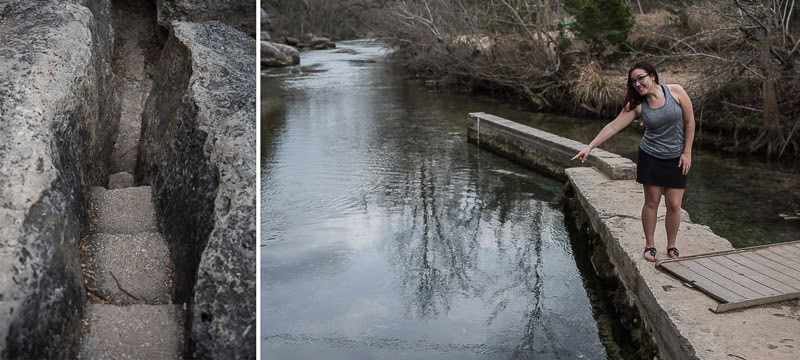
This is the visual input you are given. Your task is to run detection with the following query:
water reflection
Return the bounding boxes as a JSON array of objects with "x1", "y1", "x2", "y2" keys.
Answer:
[{"x1": 262, "y1": 41, "x2": 604, "y2": 359}]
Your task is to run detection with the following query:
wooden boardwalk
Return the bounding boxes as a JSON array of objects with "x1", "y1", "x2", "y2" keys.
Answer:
[{"x1": 657, "y1": 241, "x2": 800, "y2": 312}]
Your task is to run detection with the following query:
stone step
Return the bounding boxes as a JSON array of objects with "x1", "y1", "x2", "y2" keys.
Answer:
[
  {"x1": 79, "y1": 304, "x2": 185, "y2": 360},
  {"x1": 108, "y1": 172, "x2": 135, "y2": 189},
  {"x1": 85, "y1": 232, "x2": 172, "y2": 305},
  {"x1": 90, "y1": 186, "x2": 157, "y2": 234}
]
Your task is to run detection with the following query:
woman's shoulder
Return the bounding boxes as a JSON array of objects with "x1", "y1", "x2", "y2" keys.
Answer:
[
  {"x1": 666, "y1": 83, "x2": 687, "y2": 93},
  {"x1": 624, "y1": 101, "x2": 643, "y2": 117},
  {"x1": 665, "y1": 84, "x2": 688, "y2": 104}
]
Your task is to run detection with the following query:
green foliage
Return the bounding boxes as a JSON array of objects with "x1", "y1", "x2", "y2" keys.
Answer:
[{"x1": 572, "y1": 0, "x2": 635, "y2": 62}]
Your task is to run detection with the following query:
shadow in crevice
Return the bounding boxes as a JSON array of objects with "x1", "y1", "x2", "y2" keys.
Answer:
[{"x1": 109, "y1": 0, "x2": 164, "y2": 177}]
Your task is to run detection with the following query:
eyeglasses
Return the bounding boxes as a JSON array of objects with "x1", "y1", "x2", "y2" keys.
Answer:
[{"x1": 629, "y1": 73, "x2": 649, "y2": 86}]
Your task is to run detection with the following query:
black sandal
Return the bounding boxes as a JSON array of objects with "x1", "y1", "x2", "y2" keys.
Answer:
[
  {"x1": 667, "y1": 247, "x2": 680, "y2": 259},
  {"x1": 644, "y1": 247, "x2": 657, "y2": 262}
]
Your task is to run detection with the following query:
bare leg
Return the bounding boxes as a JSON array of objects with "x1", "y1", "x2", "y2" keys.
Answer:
[
  {"x1": 664, "y1": 187, "x2": 685, "y2": 250},
  {"x1": 642, "y1": 185, "x2": 663, "y2": 260}
]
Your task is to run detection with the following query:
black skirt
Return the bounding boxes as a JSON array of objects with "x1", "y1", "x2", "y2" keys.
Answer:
[{"x1": 636, "y1": 148, "x2": 687, "y2": 189}]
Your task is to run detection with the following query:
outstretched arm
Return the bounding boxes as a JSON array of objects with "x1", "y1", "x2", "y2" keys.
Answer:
[
  {"x1": 571, "y1": 105, "x2": 639, "y2": 163},
  {"x1": 672, "y1": 85, "x2": 695, "y2": 175}
]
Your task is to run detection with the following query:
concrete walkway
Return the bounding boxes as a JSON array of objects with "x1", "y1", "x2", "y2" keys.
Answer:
[
  {"x1": 467, "y1": 112, "x2": 800, "y2": 359},
  {"x1": 568, "y1": 167, "x2": 800, "y2": 360},
  {"x1": 79, "y1": 176, "x2": 183, "y2": 359}
]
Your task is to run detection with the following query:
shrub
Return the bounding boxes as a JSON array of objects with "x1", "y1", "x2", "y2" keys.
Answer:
[{"x1": 572, "y1": 0, "x2": 635, "y2": 62}]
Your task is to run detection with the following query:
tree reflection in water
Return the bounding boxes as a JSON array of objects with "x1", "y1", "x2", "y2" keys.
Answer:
[{"x1": 386, "y1": 155, "x2": 551, "y2": 354}]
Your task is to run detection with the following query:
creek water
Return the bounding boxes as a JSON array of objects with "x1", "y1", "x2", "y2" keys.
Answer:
[{"x1": 261, "y1": 40, "x2": 800, "y2": 359}]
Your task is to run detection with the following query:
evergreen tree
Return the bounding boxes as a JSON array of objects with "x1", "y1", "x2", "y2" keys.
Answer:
[{"x1": 572, "y1": 0, "x2": 635, "y2": 61}]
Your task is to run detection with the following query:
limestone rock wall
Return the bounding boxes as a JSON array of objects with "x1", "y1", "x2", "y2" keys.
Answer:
[
  {"x1": 0, "y1": 0, "x2": 116, "y2": 358},
  {"x1": 137, "y1": 21, "x2": 256, "y2": 359},
  {"x1": 156, "y1": 0, "x2": 255, "y2": 36}
]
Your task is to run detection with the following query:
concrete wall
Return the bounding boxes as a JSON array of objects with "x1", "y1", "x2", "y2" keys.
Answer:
[{"x1": 466, "y1": 112, "x2": 636, "y2": 180}]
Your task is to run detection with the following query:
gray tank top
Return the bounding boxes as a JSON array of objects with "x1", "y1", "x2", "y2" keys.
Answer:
[{"x1": 639, "y1": 84, "x2": 685, "y2": 159}]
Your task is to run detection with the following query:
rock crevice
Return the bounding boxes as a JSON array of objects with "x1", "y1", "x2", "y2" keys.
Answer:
[
  {"x1": 137, "y1": 20, "x2": 256, "y2": 360},
  {"x1": 1, "y1": 1, "x2": 255, "y2": 358}
]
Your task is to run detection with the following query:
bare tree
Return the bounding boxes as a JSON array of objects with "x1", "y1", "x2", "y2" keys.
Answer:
[
  {"x1": 644, "y1": 0, "x2": 800, "y2": 156},
  {"x1": 265, "y1": 0, "x2": 392, "y2": 39},
  {"x1": 372, "y1": 0, "x2": 573, "y2": 109},
  {"x1": 733, "y1": 0, "x2": 800, "y2": 155}
]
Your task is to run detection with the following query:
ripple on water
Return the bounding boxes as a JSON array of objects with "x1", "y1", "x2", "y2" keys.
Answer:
[{"x1": 262, "y1": 40, "x2": 607, "y2": 360}]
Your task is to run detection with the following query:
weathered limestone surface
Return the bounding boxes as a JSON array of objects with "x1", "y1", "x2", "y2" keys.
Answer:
[
  {"x1": 0, "y1": 1, "x2": 116, "y2": 358},
  {"x1": 79, "y1": 304, "x2": 184, "y2": 359},
  {"x1": 467, "y1": 112, "x2": 636, "y2": 180},
  {"x1": 108, "y1": 171, "x2": 135, "y2": 189},
  {"x1": 567, "y1": 167, "x2": 800, "y2": 360},
  {"x1": 137, "y1": 21, "x2": 256, "y2": 359},
  {"x1": 90, "y1": 186, "x2": 158, "y2": 234},
  {"x1": 156, "y1": 0, "x2": 255, "y2": 36},
  {"x1": 110, "y1": 0, "x2": 159, "y2": 174}
]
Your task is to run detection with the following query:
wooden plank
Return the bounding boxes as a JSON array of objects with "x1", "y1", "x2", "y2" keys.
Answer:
[
  {"x1": 739, "y1": 252, "x2": 800, "y2": 282},
  {"x1": 764, "y1": 246, "x2": 800, "y2": 264},
  {"x1": 754, "y1": 248, "x2": 800, "y2": 270},
  {"x1": 727, "y1": 253, "x2": 800, "y2": 289},
  {"x1": 781, "y1": 243, "x2": 800, "y2": 256},
  {"x1": 710, "y1": 256, "x2": 796, "y2": 294},
  {"x1": 660, "y1": 262, "x2": 746, "y2": 303},
  {"x1": 656, "y1": 241, "x2": 800, "y2": 264},
  {"x1": 695, "y1": 257, "x2": 778, "y2": 297},
  {"x1": 768, "y1": 245, "x2": 800, "y2": 263},
  {"x1": 657, "y1": 241, "x2": 800, "y2": 312},
  {"x1": 680, "y1": 259, "x2": 764, "y2": 300},
  {"x1": 722, "y1": 254, "x2": 800, "y2": 292},
  {"x1": 714, "y1": 291, "x2": 800, "y2": 313},
  {"x1": 774, "y1": 243, "x2": 800, "y2": 259}
]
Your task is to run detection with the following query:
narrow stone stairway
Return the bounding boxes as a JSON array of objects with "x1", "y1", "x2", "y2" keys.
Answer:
[
  {"x1": 77, "y1": 2, "x2": 180, "y2": 357},
  {"x1": 78, "y1": 175, "x2": 183, "y2": 359}
]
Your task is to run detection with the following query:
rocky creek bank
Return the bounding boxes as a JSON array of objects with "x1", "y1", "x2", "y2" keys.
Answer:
[
  {"x1": 261, "y1": 6, "x2": 335, "y2": 68},
  {"x1": 0, "y1": 1, "x2": 255, "y2": 359}
]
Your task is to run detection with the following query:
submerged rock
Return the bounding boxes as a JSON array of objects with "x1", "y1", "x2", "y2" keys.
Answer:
[
  {"x1": 310, "y1": 36, "x2": 336, "y2": 50},
  {"x1": 137, "y1": 21, "x2": 255, "y2": 360},
  {"x1": 0, "y1": 0, "x2": 117, "y2": 358}
]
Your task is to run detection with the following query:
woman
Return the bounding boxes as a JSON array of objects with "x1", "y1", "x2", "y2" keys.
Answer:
[{"x1": 572, "y1": 61, "x2": 695, "y2": 262}]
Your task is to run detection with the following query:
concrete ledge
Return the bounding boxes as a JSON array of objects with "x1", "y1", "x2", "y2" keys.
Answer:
[
  {"x1": 467, "y1": 112, "x2": 636, "y2": 180},
  {"x1": 567, "y1": 167, "x2": 800, "y2": 360}
]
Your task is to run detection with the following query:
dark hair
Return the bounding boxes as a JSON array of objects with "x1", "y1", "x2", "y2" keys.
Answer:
[{"x1": 624, "y1": 61, "x2": 659, "y2": 111}]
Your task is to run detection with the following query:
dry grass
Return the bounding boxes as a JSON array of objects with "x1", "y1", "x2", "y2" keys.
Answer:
[
  {"x1": 634, "y1": 10, "x2": 674, "y2": 27},
  {"x1": 570, "y1": 62, "x2": 626, "y2": 115}
]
